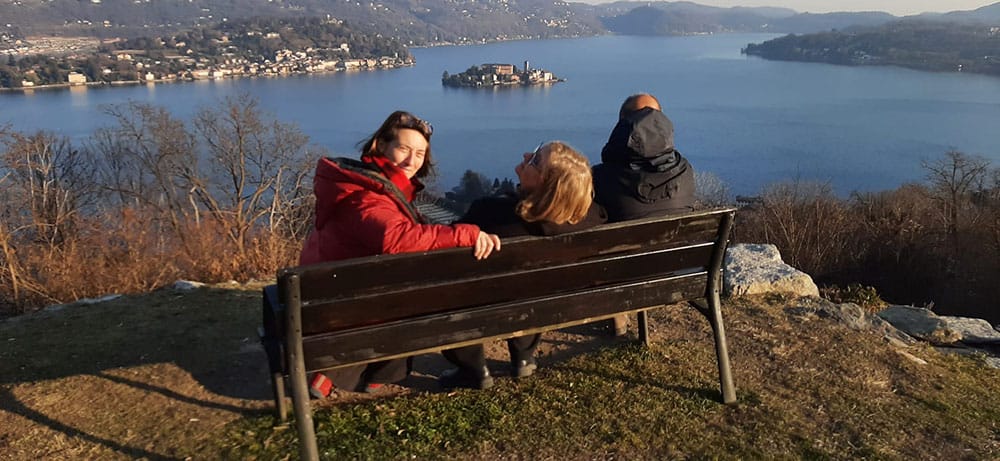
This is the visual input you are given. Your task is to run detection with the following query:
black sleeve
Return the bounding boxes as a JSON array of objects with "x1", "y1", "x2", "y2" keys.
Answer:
[{"x1": 457, "y1": 195, "x2": 531, "y2": 237}]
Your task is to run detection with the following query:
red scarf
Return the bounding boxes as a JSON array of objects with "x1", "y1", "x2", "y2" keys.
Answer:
[{"x1": 362, "y1": 154, "x2": 423, "y2": 202}]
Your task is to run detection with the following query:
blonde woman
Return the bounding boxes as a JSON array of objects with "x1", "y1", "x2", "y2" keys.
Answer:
[{"x1": 440, "y1": 141, "x2": 608, "y2": 389}]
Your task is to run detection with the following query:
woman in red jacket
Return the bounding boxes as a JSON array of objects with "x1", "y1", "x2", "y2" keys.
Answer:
[{"x1": 301, "y1": 111, "x2": 501, "y2": 397}]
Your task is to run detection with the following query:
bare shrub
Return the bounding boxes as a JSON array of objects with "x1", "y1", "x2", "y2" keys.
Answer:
[
  {"x1": 0, "y1": 96, "x2": 314, "y2": 315},
  {"x1": 738, "y1": 180, "x2": 857, "y2": 276},
  {"x1": 694, "y1": 171, "x2": 731, "y2": 208},
  {"x1": 850, "y1": 183, "x2": 937, "y2": 266}
]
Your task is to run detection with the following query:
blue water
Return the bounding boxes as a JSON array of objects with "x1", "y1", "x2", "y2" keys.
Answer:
[{"x1": 2, "y1": 34, "x2": 999, "y2": 195}]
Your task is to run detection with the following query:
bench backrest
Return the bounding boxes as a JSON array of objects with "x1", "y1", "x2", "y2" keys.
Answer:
[{"x1": 276, "y1": 207, "x2": 735, "y2": 373}]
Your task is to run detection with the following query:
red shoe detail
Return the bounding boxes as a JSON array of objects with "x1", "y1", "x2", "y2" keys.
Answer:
[{"x1": 309, "y1": 373, "x2": 333, "y2": 398}]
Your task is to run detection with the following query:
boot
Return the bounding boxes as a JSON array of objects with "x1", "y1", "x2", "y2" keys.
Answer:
[{"x1": 439, "y1": 365, "x2": 494, "y2": 390}]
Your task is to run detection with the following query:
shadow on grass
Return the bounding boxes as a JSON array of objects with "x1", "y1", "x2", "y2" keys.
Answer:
[
  {"x1": 0, "y1": 387, "x2": 179, "y2": 460},
  {"x1": 0, "y1": 288, "x2": 272, "y2": 400},
  {"x1": 97, "y1": 372, "x2": 264, "y2": 414},
  {"x1": 0, "y1": 287, "x2": 274, "y2": 456}
]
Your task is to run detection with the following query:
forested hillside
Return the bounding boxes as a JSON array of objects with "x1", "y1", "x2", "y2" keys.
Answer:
[{"x1": 744, "y1": 21, "x2": 1000, "y2": 76}]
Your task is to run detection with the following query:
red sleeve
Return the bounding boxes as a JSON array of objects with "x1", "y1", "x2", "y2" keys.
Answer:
[{"x1": 343, "y1": 191, "x2": 480, "y2": 255}]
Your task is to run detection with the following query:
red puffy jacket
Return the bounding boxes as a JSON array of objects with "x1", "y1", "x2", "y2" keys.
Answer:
[{"x1": 300, "y1": 157, "x2": 480, "y2": 265}]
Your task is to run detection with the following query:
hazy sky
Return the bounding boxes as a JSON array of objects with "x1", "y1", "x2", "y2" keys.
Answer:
[{"x1": 580, "y1": 1, "x2": 997, "y2": 16}]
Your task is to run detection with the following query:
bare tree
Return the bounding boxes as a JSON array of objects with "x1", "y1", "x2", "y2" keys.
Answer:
[
  {"x1": 0, "y1": 130, "x2": 95, "y2": 246},
  {"x1": 921, "y1": 150, "x2": 990, "y2": 251},
  {"x1": 191, "y1": 94, "x2": 314, "y2": 255},
  {"x1": 0, "y1": 129, "x2": 93, "y2": 310},
  {"x1": 90, "y1": 101, "x2": 200, "y2": 243}
]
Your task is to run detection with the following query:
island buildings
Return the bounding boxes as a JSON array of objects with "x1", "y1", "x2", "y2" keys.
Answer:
[{"x1": 442, "y1": 60, "x2": 561, "y2": 88}]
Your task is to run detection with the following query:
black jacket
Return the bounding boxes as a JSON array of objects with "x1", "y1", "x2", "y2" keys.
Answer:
[
  {"x1": 593, "y1": 107, "x2": 695, "y2": 222},
  {"x1": 457, "y1": 193, "x2": 607, "y2": 238}
]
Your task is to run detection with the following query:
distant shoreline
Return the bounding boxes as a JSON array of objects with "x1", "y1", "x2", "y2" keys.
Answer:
[{"x1": 0, "y1": 64, "x2": 412, "y2": 93}]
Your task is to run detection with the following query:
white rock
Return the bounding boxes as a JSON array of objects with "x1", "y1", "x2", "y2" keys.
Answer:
[
  {"x1": 172, "y1": 280, "x2": 206, "y2": 291},
  {"x1": 43, "y1": 294, "x2": 122, "y2": 312},
  {"x1": 938, "y1": 316, "x2": 1000, "y2": 344},
  {"x1": 877, "y1": 306, "x2": 962, "y2": 345},
  {"x1": 723, "y1": 243, "x2": 819, "y2": 298},
  {"x1": 76, "y1": 294, "x2": 122, "y2": 305}
]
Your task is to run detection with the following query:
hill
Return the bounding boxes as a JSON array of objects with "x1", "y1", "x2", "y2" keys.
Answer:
[
  {"x1": 0, "y1": 0, "x2": 604, "y2": 43},
  {"x1": 3, "y1": 0, "x2": 1000, "y2": 47},
  {"x1": 1, "y1": 285, "x2": 998, "y2": 458},
  {"x1": 743, "y1": 20, "x2": 1000, "y2": 77},
  {"x1": 592, "y1": 2, "x2": 998, "y2": 37}
]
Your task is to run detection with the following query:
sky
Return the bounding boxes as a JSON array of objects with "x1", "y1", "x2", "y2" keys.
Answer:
[{"x1": 578, "y1": 1, "x2": 998, "y2": 16}]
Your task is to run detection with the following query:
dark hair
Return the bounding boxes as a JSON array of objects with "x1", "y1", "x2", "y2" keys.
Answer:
[{"x1": 358, "y1": 110, "x2": 435, "y2": 178}]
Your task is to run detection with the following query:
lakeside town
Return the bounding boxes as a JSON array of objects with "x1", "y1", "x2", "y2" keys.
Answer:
[
  {"x1": 0, "y1": 17, "x2": 414, "y2": 90},
  {"x1": 442, "y1": 61, "x2": 563, "y2": 88}
]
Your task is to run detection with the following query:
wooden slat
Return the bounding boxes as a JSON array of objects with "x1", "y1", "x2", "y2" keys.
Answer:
[
  {"x1": 291, "y1": 208, "x2": 733, "y2": 303},
  {"x1": 300, "y1": 242, "x2": 714, "y2": 334},
  {"x1": 302, "y1": 273, "x2": 707, "y2": 371}
]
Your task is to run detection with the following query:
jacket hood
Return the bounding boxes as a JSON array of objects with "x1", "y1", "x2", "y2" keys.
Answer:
[
  {"x1": 601, "y1": 107, "x2": 678, "y2": 168},
  {"x1": 312, "y1": 157, "x2": 424, "y2": 230}
]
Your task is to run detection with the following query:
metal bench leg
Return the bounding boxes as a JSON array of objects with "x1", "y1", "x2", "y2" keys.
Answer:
[
  {"x1": 272, "y1": 372, "x2": 288, "y2": 422},
  {"x1": 284, "y1": 275, "x2": 319, "y2": 461},
  {"x1": 706, "y1": 292, "x2": 736, "y2": 404},
  {"x1": 637, "y1": 310, "x2": 650, "y2": 347}
]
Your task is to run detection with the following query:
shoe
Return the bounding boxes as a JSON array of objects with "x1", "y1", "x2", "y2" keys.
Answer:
[
  {"x1": 363, "y1": 382, "x2": 385, "y2": 394},
  {"x1": 309, "y1": 373, "x2": 333, "y2": 399},
  {"x1": 512, "y1": 357, "x2": 537, "y2": 378},
  {"x1": 439, "y1": 366, "x2": 494, "y2": 390}
]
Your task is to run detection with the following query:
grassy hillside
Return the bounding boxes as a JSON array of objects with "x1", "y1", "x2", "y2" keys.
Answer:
[{"x1": 1, "y1": 286, "x2": 998, "y2": 459}]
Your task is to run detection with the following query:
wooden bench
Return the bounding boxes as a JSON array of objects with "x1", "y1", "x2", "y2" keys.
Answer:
[{"x1": 260, "y1": 207, "x2": 737, "y2": 461}]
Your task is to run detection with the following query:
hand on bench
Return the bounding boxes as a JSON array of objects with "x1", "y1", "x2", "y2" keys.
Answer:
[{"x1": 474, "y1": 231, "x2": 502, "y2": 260}]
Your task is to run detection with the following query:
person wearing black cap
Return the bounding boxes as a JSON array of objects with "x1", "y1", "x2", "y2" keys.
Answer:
[{"x1": 593, "y1": 94, "x2": 695, "y2": 336}]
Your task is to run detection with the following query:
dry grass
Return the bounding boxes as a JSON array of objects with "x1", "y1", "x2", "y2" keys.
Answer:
[
  {"x1": 3, "y1": 287, "x2": 998, "y2": 460},
  {"x1": 0, "y1": 212, "x2": 300, "y2": 317}
]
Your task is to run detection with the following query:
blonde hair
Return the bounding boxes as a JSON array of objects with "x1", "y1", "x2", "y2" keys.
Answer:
[{"x1": 517, "y1": 141, "x2": 594, "y2": 225}]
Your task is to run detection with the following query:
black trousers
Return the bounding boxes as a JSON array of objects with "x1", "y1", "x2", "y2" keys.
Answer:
[
  {"x1": 322, "y1": 358, "x2": 411, "y2": 391},
  {"x1": 442, "y1": 333, "x2": 541, "y2": 370}
]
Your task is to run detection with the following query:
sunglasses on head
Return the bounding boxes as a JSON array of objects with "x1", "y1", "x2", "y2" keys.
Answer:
[{"x1": 398, "y1": 114, "x2": 433, "y2": 136}]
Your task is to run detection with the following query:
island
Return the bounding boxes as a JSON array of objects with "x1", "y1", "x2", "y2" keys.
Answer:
[{"x1": 442, "y1": 61, "x2": 563, "y2": 88}]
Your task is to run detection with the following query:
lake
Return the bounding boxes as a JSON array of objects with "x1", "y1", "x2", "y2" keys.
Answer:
[{"x1": 2, "y1": 34, "x2": 999, "y2": 196}]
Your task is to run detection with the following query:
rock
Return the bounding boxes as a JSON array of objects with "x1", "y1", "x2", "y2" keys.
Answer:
[
  {"x1": 172, "y1": 280, "x2": 206, "y2": 291},
  {"x1": 937, "y1": 316, "x2": 1000, "y2": 345},
  {"x1": 785, "y1": 297, "x2": 916, "y2": 345},
  {"x1": 876, "y1": 306, "x2": 962, "y2": 345},
  {"x1": 723, "y1": 244, "x2": 819, "y2": 298},
  {"x1": 43, "y1": 294, "x2": 122, "y2": 312},
  {"x1": 985, "y1": 357, "x2": 1000, "y2": 369},
  {"x1": 76, "y1": 294, "x2": 122, "y2": 305}
]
